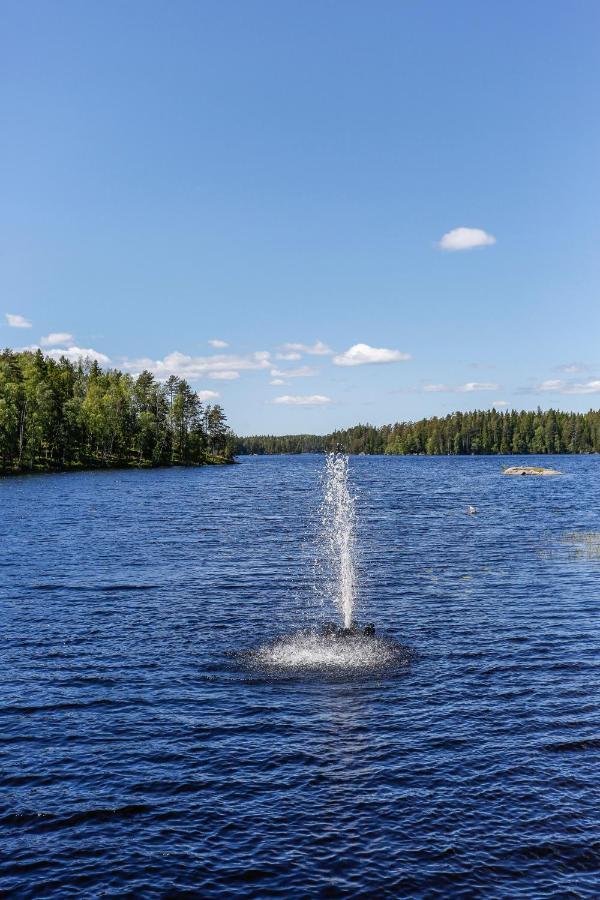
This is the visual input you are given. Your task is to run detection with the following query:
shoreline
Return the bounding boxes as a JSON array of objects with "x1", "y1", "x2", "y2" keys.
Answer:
[
  {"x1": 0, "y1": 455, "x2": 235, "y2": 478},
  {"x1": 236, "y1": 450, "x2": 598, "y2": 457}
]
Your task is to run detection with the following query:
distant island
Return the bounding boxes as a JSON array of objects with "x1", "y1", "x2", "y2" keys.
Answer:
[
  {"x1": 0, "y1": 349, "x2": 234, "y2": 475},
  {"x1": 237, "y1": 409, "x2": 600, "y2": 456}
]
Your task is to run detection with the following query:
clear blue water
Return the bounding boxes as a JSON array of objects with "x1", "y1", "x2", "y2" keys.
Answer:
[{"x1": 1, "y1": 455, "x2": 600, "y2": 897}]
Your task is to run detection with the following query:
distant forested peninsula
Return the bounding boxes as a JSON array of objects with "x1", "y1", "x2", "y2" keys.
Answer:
[
  {"x1": 237, "y1": 409, "x2": 600, "y2": 456},
  {"x1": 0, "y1": 349, "x2": 233, "y2": 475}
]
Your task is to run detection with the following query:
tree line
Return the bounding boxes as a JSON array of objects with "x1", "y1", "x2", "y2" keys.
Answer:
[
  {"x1": 0, "y1": 349, "x2": 234, "y2": 474},
  {"x1": 237, "y1": 408, "x2": 600, "y2": 456}
]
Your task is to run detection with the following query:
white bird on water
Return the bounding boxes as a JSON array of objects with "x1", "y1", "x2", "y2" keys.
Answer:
[{"x1": 466, "y1": 505, "x2": 478, "y2": 515}]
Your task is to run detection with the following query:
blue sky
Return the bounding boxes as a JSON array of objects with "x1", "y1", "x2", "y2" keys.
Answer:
[{"x1": 1, "y1": 1, "x2": 599, "y2": 434}]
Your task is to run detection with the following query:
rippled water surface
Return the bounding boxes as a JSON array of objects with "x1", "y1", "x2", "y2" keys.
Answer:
[{"x1": 2, "y1": 455, "x2": 600, "y2": 897}]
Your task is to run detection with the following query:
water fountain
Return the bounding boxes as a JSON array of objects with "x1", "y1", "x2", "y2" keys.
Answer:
[
  {"x1": 319, "y1": 451, "x2": 374, "y2": 638},
  {"x1": 240, "y1": 452, "x2": 408, "y2": 672}
]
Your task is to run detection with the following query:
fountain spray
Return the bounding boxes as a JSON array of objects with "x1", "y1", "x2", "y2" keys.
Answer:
[{"x1": 321, "y1": 452, "x2": 357, "y2": 629}]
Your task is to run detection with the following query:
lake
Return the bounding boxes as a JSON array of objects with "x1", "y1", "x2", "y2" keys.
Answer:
[{"x1": 1, "y1": 454, "x2": 599, "y2": 897}]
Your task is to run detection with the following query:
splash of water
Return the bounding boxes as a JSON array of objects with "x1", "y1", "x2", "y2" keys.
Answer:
[
  {"x1": 321, "y1": 452, "x2": 357, "y2": 629},
  {"x1": 244, "y1": 629, "x2": 407, "y2": 672},
  {"x1": 237, "y1": 451, "x2": 411, "y2": 674}
]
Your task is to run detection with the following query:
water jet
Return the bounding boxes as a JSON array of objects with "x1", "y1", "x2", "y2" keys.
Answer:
[
  {"x1": 239, "y1": 452, "x2": 409, "y2": 673},
  {"x1": 321, "y1": 451, "x2": 357, "y2": 630}
]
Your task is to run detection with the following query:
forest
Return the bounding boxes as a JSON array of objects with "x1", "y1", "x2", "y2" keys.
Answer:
[
  {"x1": 237, "y1": 408, "x2": 600, "y2": 456},
  {"x1": 3, "y1": 351, "x2": 599, "y2": 474},
  {"x1": 0, "y1": 349, "x2": 233, "y2": 474}
]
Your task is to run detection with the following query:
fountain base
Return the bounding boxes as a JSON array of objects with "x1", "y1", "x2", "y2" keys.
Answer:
[{"x1": 320, "y1": 621, "x2": 376, "y2": 639}]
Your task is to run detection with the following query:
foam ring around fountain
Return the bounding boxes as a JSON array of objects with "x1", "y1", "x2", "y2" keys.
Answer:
[{"x1": 239, "y1": 628, "x2": 412, "y2": 674}]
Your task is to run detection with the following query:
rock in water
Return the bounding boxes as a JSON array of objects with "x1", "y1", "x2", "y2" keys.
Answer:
[{"x1": 502, "y1": 466, "x2": 561, "y2": 476}]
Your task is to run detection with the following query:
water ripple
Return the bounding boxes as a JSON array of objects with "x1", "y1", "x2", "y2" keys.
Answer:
[{"x1": 1, "y1": 456, "x2": 600, "y2": 896}]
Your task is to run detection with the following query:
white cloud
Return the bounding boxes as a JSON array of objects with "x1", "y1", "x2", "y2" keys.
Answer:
[
  {"x1": 438, "y1": 227, "x2": 496, "y2": 251},
  {"x1": 541, "y1": 379, "x2": 600, "y2": 395},
  {"x1": 537, "y1": 379, "x2": 564, "y2": 392},
  {"x1": 121, "y1": 350, "x2": 270, "y2": 380},
  {"x1": 422, "y1": 383, "x2": 449, "y2": 393},
  {"x1": 459, "y1": 381, "x2": 499, "y2": 392},
  {"x1": 270, "y1": 366, "x2": 319, "y2": 378},
  {"x1": 422, "y1": 381, "x2": 499, "y2": 393},
  {"x1": 270, "y1": 379, "x2": 286, "y2": 385},
  {"x1": 564, "y1": 380, "x2": 600, "y2": 394},
  {"x1": 6, "y1": 313, "x2": 32, "y2": 328},
  {"x1": 492, "y1": 400, "x2": 509, "y2": 408},
  {"x1": 40, "y1": 332, "x2": 74, "y2": 346},
  {"x1": 333, "y1": 343, "x2": 411, "y2": 367},
  {"x1": 197, "y1": 390, "x2": 220, "y2": 401},
  {"x1": 208, "y1": 370, "x2": 239, "y2": 380},
  {"x1": 281, "y1": 340, "x2": 333, "y2": 356},
  {"x1": 46, "y1": 346, "x2": 111, "y2": 364},
  {"x1": 276, "y1": 351, "x2": 303, "y2": 361},
  {"x1": 208, "y1": 339, "x2": 228, "y2": 348},
  {"x1": 272, "y1": 394, "x2": 332, "y2": 407},
  {"x1": 558, "y1": 363, "x2": 588, "y2": 375}
]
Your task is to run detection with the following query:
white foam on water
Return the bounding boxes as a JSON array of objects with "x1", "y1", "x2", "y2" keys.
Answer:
[{"x1": 245, "y1": 630, "x2": 407, "y2": 672}]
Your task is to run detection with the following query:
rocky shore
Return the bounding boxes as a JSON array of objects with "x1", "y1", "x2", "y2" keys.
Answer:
[{"x1": 502, "y1": 465, "x2": 562, "y2": 476}]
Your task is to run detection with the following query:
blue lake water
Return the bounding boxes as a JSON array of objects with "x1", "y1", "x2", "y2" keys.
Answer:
[{"x1": 1, "y1": 454, "x2": 600, "y2": 897}]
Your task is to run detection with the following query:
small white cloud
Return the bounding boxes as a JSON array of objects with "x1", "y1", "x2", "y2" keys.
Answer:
[
  {"x1": 438, "y1": 227, "x2": 496, "y2": 251},
  {"x1": 46, "y1": 346, "x2": 110, "y2": 364},
  {"x1": 558, "y1": 363, "x2": 587, "y2": 375},
  {"x1": 535, "y1": 377, "x2": 600, "y2": 395},
  {"x1": 197, "y1": 390, "x2": 220, "y2": 401},
  {"x1": 422, "y1": 381, "x2": 499, "y2": 393},
  {"x1": 208, "y1": 370, "x2": 239, "y2": 380},
  {"x1": 422, "y1": 383, "x2": 449, "y2": 393},
  {"x1": 121, "y1": 350, "x2": 270, "y2": 380},
  {"x1": 281, "y1": 340, "x2": 333, "y2": 356},
  {"x1": 276, "y1": 351, "x2": 303, "y2": 361},
  {"x1": 562, "y1": 380, "x2": 600, "y2": 395},
  {"x1": 40, "y1": 332, "x2": 74, "y2": 347},
  {"x1": 270, "y1": 379, "x2": 286, "y2": 385},
  {"x1": 333, "y1": 343, "x2": 411, "y2": 367},
  {"x1": 492, "y1": 400, "x2": 509, "y2": 408},
  {"x1": 270, "y1": 366, "x2": 319, "y2": 378},
  {"x1": 458, "y1": 381, "x2": 499, "y2": 392},
  {"x1": 537, "y1": 379, "x2": 564, "y2": 392},
  {"x1": 272, "y1": 394, "x2": 331, "y2": 407},
  {"x1": 208, "y1": 339, "x2": 228, "y2": 348},
  {"x1": 6, "y1": 313, "x2": 32, "y2": 328}
]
